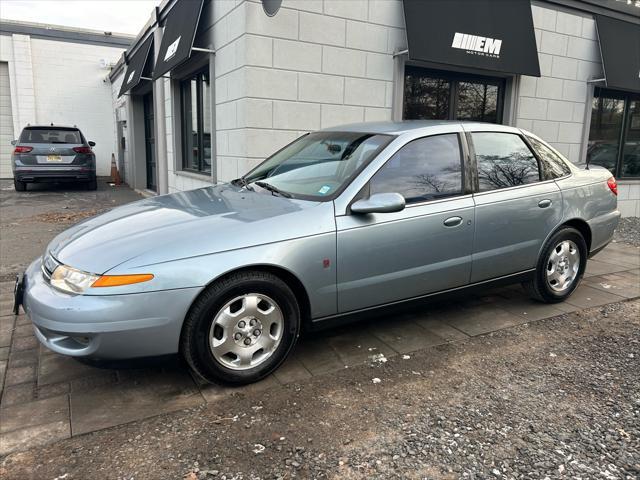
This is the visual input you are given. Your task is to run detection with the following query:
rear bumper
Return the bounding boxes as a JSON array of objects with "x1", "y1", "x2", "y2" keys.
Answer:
[
  {"x1": 13, "y1": 166, "x2": 95, "y2": 182},
  {"x1": 22, "y1": 258, "x2": 201, "y2": 359}
]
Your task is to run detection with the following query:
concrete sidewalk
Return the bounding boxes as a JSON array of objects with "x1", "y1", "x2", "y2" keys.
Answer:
[{"x1": 0, "y1": 241, "x2": 638, "y2": 455}]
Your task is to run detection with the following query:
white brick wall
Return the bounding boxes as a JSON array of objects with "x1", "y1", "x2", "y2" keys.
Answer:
[
  {"x1": 1, "y1": 34, "x2": 124, "y2": 177},
  {"x1": 518, "y1": 3, "x2": 602, "y2": 164}
]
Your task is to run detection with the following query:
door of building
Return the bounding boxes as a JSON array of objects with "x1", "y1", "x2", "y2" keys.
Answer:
[
  {"x1": 403, "y1": 66, "x2": 505, "y2": 124},
  {"x1": 143, "y1": 93, "x2": 156, "y2": 191}
]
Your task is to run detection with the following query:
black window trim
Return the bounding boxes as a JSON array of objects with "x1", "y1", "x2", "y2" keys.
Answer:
[
  {"x1": 363, "y1": 132, "x2": 468, "y2": 208},
  {"x1": 466, "y1": 131, "x2": 546, "y2": 195}
]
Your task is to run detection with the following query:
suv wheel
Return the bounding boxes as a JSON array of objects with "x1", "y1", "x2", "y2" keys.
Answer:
[
  {"x1": 181, "y1": 271, "x2": 301, "y2": 385},
  {"x1": 523, "y1": 227, "x2": 587, "y2": 303},
  {"x1": 13, "y1": 179, "x2": 26, "y2": 192},
  {"x1": 87, "y1": 178, "x2": 97, "y2": 191}
]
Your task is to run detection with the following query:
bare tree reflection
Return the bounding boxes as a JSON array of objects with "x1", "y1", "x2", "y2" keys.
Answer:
[{"x1": 478, "y1": 153, "x2": 538, "y2": 189}]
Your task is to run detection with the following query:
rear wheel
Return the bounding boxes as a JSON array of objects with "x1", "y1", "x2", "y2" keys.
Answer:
[
  {"x1": 86, "y1": 178, "x2": 97, "y2": 190},
  {"x1": 523, "y1": 227, "x2": 587, "y2": 303},
  {"x1": 13, "y1": 179, "x2": 26, "y2": 192},
  {"x1": 181, "y1": 271, "x2": 301, "y2": 385}
]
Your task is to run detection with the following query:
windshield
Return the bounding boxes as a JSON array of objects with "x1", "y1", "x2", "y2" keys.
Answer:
[
  {"x1": 243, "y1": 132, "x2": 394, "y2": 200},
  {"x1": 20, "y1": 128, "x2": 83, "y2": 144}
]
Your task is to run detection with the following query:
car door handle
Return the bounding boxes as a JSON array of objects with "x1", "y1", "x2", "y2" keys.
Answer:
[
  {"x1": 538, "y1": 199, "x2": 552, "y2": 208},
  {"x1": 443, "y1": 216, "x2": 463, "y2": 227}
]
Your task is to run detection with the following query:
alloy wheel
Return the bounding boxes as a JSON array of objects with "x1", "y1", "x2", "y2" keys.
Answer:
[
  {"x1": 209, "y1": 293, "x2": 284, "y2": 370},
  {"x1": 546, "y1": 240, "x2": 580, "y2": 292}
]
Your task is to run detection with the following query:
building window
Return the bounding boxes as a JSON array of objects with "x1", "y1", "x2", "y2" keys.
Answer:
[
  {"x1": 180, "y1": 68, "x2": 211, "y2": 174},
  {"x1": 403, "y1": 67, "x2": 505, "y2": 123},
  {"x1": 587, "y1": 88, "x2": 640, "y2": 178}
]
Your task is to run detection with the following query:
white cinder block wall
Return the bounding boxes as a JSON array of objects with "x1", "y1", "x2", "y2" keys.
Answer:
[
  {"x1": 207, "y1": 0, "x2": 406, "y2": 186},
  {"x1": 0, "y1": 33, "x2": 126, "y2": 177},
  {"x1": 516, "y1": 2, "x2": 602, "y2": 164}
]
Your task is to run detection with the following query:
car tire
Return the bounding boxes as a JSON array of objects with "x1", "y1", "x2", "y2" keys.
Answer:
[
  {"x1": 14, "y1": 179, "x2": 27, "y2": 192},
  {"x1": 86, "y1": 178, "x2": 98, "y2": 191},
  {"x1": 181, "y1": 270, "x2": 301, "y2": 385},
  {"x1": 523, "y1": 227, "x2": 587, "y2": 304}
]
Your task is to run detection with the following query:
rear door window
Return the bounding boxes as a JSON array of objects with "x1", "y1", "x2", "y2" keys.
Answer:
[
  {"x1": 472, "y1": 132, "x2": 540, "y2": 192},
  {"x1": 527, "y1": 136, "x2": 572, "y2": 179},
  {"x1": 20, "y1": 128, "x2": 83, "y2": 144},
  {"x1": 370, "y1": 134, "x2": 463, "y2": 203}
]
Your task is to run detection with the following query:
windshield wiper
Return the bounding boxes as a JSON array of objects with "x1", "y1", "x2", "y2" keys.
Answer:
[
  {"x1": 254, "y1": 181, "x2": 292, "y2": 198},
  {"x1": 231, "y1": 177, "x2": 254, "y2": 191}
]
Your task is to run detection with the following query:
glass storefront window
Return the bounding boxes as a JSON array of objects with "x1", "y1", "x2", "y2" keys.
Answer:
[
  {"x1": 456, "y1": 82, "x2": 499, "y2": 123},
  {"x1": 587, "y1": 88, "x2": 640, "y2": 178},
  {"x1": 621, "y1": 99, "x2": 640, "y2": 177},
  {"x1": 403, "y1": 67, "x2": 504, "y2": 123},
  {"x1": 180, "y1": 68, "x2": 211, "y2": 174}
]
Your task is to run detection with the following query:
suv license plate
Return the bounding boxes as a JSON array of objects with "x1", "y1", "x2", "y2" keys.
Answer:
[{"x1": 47, "y1": 155, "x2": 62, "y2": 162}]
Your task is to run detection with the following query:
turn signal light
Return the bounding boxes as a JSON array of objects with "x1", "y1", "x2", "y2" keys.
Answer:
[
  {"x1": 14, "y1": 146, "x2": 33, "y2": 153},
  {"x1": 607, "y1": 177, "x2": 617, "y2": 196},
  {"x1": 91, "y1": 274, "x2": 154, "y2": 288},
  {"x1": 73, "y1": 146, "x2": 93, "y2": 154}
]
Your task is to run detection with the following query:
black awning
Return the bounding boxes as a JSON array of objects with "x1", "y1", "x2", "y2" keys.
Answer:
[
  {"x1": 118, "y1": 35, "x2": 154, "y2": 97},
  {"x1": 152, "y1": 0, "x2": 204, "y2": 80},
  {"x1": 402, "y1": 0, "x2": 540, "y2": 77},
  {"x1": 595, "y1": 16, "x2": 640, "y2": 93}
]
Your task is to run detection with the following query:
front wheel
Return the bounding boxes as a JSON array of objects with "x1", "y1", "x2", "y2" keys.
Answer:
[
  {"x1": 181, "y1": 271, "x2": 301, "y2": 385},
  {"x1": 523, "y1": 227, "x2": 587, "y2": 303}
]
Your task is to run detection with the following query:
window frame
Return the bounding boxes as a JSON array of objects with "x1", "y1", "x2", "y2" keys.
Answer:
[
  {"x1": 179, "y1": 66, "x2": 211, "y2": 175},
  {"x1": 467, "y1": 131, "x2": 544, "y2": 194},
  {"x1": 403, "y1": 66, "x2": 506, "y2": 124},
  {"x1": 588, "y1": 87, "x2": 640, "y2": 180},
  {"x1": 364, "y1": 132, "x2": 468, "y2": 207}
]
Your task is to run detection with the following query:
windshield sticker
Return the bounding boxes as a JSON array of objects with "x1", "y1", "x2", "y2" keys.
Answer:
[{"x1": 318, "y1": 185, "x2": 331, "y2": 195}]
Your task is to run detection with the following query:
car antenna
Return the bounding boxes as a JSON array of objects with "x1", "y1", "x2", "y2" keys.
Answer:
[{"x1": 50, "y1": 122, "x2": 53, "y2": 126}]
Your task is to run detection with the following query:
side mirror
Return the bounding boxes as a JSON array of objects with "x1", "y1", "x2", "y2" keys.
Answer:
[
  {"x1": 10, "y1": 140, "x2": 16, "y2": 146},
  {"x1": 351, "y1": 192, "x2": 405, "y2": 214},
  {"x1": 88, "y1": 141, "x2": 96, "y2": 147}
]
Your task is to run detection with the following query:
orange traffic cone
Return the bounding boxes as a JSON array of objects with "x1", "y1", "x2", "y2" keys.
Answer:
[{"x1": 110, "y1": 153, "x2": 122, "y2": 185}]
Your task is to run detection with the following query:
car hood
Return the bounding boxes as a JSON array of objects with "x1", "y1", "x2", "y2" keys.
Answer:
[{"x1": 47, "y1": 184, "x2": 334, "y2": 273}]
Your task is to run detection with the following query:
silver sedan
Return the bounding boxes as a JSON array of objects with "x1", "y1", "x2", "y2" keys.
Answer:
[{"x1": 16, "y1": 121, "x2": 620, "y2": 385}]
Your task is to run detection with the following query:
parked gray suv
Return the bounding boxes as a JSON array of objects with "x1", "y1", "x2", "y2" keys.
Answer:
[
  {"x1": 15, "y1": 121, "x2": 620, "y2": 385},
  {"x1": 12, "y1": 125, "x2": 97, "y2": 191}
]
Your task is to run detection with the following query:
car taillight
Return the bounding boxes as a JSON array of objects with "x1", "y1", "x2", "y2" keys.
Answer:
[
  {"x1": 14, "y1": 146, "x2": 33, "y2": 153},
  {"x1": 73, "y1": 146, "x2": 93, "y2": 154},
  {"x1": 607, "y1": 177, "x2": 617, "y2": 196}
]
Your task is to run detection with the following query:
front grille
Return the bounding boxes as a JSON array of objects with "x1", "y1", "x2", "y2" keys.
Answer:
[{"x1": 41, "y1": 252, "x2": 60, "y2": 281}]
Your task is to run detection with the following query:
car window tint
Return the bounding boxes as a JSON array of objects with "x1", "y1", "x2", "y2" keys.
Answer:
[
  {"x1": 20, "y1": 128, "x2": 83, "y2": 144},
  {"x1": 527, "y1": 136, "x2": 572, "y2": 179},
  {"x1": 370, "y1": 134, "x2": 463, "y2": 203},
  {"x1": 472, "y1": 132, "x2": 540, "y2": 191}
]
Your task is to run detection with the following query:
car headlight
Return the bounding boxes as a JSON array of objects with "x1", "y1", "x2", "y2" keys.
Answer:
[
  {"x1": 50, "y1": 264, "x2": 155, "y2": 294},
  {"x1": 50, "y1": 265, "x2": 99, "y2": 294}
]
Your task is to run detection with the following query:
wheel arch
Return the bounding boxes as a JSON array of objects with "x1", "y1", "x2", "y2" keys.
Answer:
[
  {"x1": 189, "y1": 263, "x2": 312, "y2": 327},
  {"x1": 539, "y1": 218, "x2": 592, "y2": 259}
]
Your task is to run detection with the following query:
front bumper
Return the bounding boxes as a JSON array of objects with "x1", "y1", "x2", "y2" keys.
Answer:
[
  {"x1": 13, "y1": 166, "x2": 95, "y2": 182},
  {"x1": 22, "y1": 258, "x2": 201, "y2": 359}
]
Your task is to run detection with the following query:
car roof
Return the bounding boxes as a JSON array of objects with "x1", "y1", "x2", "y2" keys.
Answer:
[
  {"x1": 321, "y1": 120, "x2": 521, "y2": 135},
  {"x1": 23, "y1": 125, "x2": 80, "y2": 130}
]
